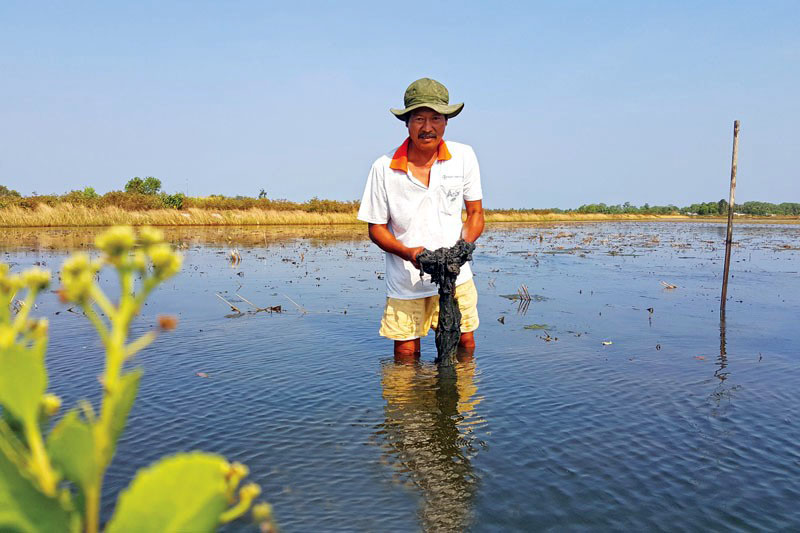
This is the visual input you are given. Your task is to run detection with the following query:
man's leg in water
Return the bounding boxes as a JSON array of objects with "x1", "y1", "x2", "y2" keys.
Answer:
[
  {"x1": 459, "y1": 331, "x2": 475, "y2": 351},
  {"x1": 394, "y1": 338, "x2": 421, "y2": 363},
  {"x1": 456, "y1": 280, "x2": 479, "y2": 359},
  {"x1": 457, "y1": 331, "x2": 476, "y2": 362}
]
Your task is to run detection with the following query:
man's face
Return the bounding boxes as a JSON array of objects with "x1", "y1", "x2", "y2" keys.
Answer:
[{"x1": 407, "y1": 108, "x2": 447, "y2": 151}]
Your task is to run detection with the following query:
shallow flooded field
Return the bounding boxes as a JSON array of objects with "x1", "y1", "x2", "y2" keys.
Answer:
[{"x1": 2, "y1": 222, "x2": 799, "y2": 531}]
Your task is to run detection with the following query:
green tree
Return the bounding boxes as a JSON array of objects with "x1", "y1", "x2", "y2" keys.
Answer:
[
  {"x1": 0, "y1": 185, "x2": 21, "y2": 197},
  {"x1": 124, "y1": 177, "x2": 144, "y2": 194},
  {"x1": 161, "y1": 192, "x2": 185, "y2": 209},
  {"x1": 82, "y1": 187, "x2": 98, "y2": 199},
  {"x1": 142, "y1": 177, "x2": 161, "y2": 195},
  {"x1": 124, "y1": 177, "x2": 161, "y2": 195}
]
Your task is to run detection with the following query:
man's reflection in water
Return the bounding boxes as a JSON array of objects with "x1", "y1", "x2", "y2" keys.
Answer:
[{"x1": 376, "y1": 352, "x2": 487, "y2": 532}]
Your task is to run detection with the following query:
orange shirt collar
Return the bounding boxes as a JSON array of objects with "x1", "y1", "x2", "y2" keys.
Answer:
[{"x1": 389, "y1": 138, "x2": 451, "y2": 173}]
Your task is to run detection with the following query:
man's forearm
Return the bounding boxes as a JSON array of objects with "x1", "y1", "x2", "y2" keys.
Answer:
[
  {"x1": 461, "y1": 210, "x2": 485, "y2": 243},
  {"x1": 368, "y1": 223, "x2": 424, "y2": 266}
]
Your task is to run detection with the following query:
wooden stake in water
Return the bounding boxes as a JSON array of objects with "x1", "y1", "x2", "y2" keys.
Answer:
[{"x1": 720, "y1": 120, "x2": 740, "y2": 315}]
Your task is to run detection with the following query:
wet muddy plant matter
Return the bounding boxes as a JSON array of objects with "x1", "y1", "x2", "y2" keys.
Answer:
[{"x1": 417, "y1": 239, "x2": 476, "y2": 366}]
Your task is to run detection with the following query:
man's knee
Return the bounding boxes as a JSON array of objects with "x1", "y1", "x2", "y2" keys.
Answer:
[
  {"x1": 394, "y1": 339, "x2": 420, "y2": 362},
  {"x1": 459, "y1": 331, "x2": 476, "y2": 350}
]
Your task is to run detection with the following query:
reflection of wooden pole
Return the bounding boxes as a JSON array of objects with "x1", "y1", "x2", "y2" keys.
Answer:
[
  {"x1": 721, "y1": 120, "x2": 740, "y2": 314},
  {"x1": 716, "y1": 319, "x2": 729, "y2": 382}
]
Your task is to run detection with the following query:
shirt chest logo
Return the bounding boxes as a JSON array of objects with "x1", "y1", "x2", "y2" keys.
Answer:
[{"x1": 444, "y1": 187, "x2": 460, "y2": 201}]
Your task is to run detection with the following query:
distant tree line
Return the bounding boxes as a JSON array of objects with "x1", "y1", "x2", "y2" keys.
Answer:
[
  {"x1": 574, "y1": 200, "x2": 800, "y2": 216},
  {"x1": 574, "y1": 202, "x2": 680, "y2": 215},
  {"x1": 1, "y1": 180, "x2": 797, "y2": 216},
  {"x1": 733, "y1": 201, "x2": 800, "y2": 216},
  {"x1": 680, "y1": 200, "x2": 729, "y2": 215},
  {"x1": 0, "y1": 178, "x2": 359, "y2": 213}
]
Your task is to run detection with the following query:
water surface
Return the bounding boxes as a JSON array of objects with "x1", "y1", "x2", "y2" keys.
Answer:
[{"x1": 2, "y1": 222, "x2": 799, "y2": 531}]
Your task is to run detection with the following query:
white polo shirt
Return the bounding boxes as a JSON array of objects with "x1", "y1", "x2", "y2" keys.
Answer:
[{"x1": 357, "y1": 138, "x2": 483, "y2": 299}]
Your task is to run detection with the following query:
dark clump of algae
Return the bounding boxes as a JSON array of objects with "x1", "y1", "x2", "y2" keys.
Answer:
[{"x1": 417, "y1": 239, "x2": 476, "y2": 366}]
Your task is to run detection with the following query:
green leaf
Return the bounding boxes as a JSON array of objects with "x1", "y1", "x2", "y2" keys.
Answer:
[
  {"x1": 108, "y1": 369, "x2": 141, "y2": 451},
  {"x1": 0, "y1": 345, "x2": 47, "y2": 425},
  {"x1": 47, "y1": 410, "x2": 95, "y2": 491},
  {"x1": 0, "y1": 447, "x2": 73, "y2": 533},
  {"x1": 524, "y1": 323, "x2": 551, "y2": 330},
  {"x1": 106, "y1": 452, "x2": 230, "y2": 533},
  {"x1": 1, "y1": 409, "x2": 25, "y2": 447}
]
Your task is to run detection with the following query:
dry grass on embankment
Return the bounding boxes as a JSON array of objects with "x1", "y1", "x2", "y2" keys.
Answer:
[
  {"x1": 0, "y1": 204, "x2": 359, "y2": 227},
  {"x1": 1, "y1": 203, "x2": 796, "y2": 227}
]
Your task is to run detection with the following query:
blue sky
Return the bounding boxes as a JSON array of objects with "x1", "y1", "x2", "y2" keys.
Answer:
[{"x1": 1, "y1": 1, "x2": 798, "y2": 209}]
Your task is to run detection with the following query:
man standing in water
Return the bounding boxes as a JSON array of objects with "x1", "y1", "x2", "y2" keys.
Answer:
[{"x1": 358, "y1": 78, "x2": 485, "y2": 362}]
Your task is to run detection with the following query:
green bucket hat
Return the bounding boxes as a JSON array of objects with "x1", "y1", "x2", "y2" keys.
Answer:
[{"x1": 390, "y1": 78, "x2": 464, "y2": 121}]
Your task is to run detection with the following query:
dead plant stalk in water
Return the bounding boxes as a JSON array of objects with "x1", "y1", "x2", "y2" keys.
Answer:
[{"x1": 215, "y1": 292, "x2": 242, "y2": 313}]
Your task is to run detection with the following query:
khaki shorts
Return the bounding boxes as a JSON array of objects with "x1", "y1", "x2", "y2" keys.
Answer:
[{"x1": 379, "y1": 279, "x2": 479, "y2": 341}]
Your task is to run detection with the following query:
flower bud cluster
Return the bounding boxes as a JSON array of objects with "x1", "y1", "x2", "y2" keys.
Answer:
[
  {"x1": 252, "y1": 502, "x2": 273, "y2": 522},
  {"x1": 131, "y1": 250, "x2": 148, "y2": 273},
  {"x1": 60, "y1": 253, "x2": 99, "y2": 303},
  {"x1": 103, "y1": 226, "x2": 181, "y2": 279},
  {"x1": 0, "y1": 264, "x2": 22, "y2": 295},
  {"x1": 222, "y1": 461, "x2": 250, "y2": 501},
  {"x1": 22, "y1": 268, "x2": 51, "y2": 291},
  {"x1": 148, "y1": 243, "x2": 182, "y2": 280},
  {"x1": 239, "y1": 483, "x2": 261, "y2": 501},
  {"x1": 226, "y1": 462, "x2": 249, "y2": 483},
  {"x1": 138, "y1": 226, "x2": 164, "y2": 247},
  {"x1": 0, "y1": 264, "x2": 52, "y2": 296},
  {"x1": 95, "y1": 226, "x2": 136, "y2": 261},
  {"x1": 59, "y1": 226, "x2": 183, "y2": 304},
  {"x1": 41, "y1": 393, "x2": 62, "y2": 416},
  {"x1": 136, "y1": 227, "x2": 181, "y2": 278},
  {"x1": 217, "y1": 460, "x2": 264, "y2": 525},
  {"x1": 1, "y1": 264, "x2": 52, "y2": 348}
]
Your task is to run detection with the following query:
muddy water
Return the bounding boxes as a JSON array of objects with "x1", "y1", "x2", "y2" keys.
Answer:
[{"x1": 2, "y1": 222, "x2": 799, "y2": 531}]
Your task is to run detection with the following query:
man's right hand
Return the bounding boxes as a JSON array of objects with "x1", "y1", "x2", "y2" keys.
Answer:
[{"x1": 403, "y1": 246, "x2": 426, "y2": 269}]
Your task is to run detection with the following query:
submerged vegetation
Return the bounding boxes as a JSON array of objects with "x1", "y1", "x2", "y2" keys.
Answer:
[
  {"x1": 0, "y1": 178, "x2": 796, "y2": 227},
  {"x1": 0, "y1": 226, "x2": 274, "y2": 532}
]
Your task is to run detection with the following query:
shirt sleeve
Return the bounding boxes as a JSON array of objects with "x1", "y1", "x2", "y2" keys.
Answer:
[
  {"x1": 463, "y1": 146, "x2": 483, "y2": 201},
  {"x1": 357, "y1": 162, "x2": 390, "y2": 224}
]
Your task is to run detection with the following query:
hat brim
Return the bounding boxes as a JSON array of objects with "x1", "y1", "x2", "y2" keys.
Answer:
[{"x1": 390, "y1": 102, "x2": 464, "y2": 121}]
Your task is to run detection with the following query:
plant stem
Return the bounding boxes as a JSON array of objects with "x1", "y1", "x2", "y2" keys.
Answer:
[
  {"x1": 124, "y1": 332, "x2": 155, "y2": 360},
  {"x1": 83, "y1": 303, "x2": 110, "y2": 347},
  {"x1": 89, "y1": 285, "x2": 116, "y2": 320},
  {"x1": 0, "y1": 291, "x2": 11, "y2": 323},
  {"x1": 87, "y1": 281, "x2": 131, "y2": 533},
  {"x1": 85, "y1": 484, "x2": 100, "y2": 533},
  {"x1": 24, "y1": 421, "x2": 57, "y2": 496}
]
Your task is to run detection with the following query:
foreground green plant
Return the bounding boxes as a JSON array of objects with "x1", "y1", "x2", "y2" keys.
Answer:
[{"x1": 0, "y1": 226, "x2": 274, "y2": 532}]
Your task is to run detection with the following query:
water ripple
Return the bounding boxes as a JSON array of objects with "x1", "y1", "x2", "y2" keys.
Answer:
[{"x1": 3, "y1": 223, "x2": 799, "y2": 531}]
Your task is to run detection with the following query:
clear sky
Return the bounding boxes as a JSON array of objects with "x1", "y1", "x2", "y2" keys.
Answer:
[{"x1": 1, "y1": 1, "x2": 798, "y2": 209}]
